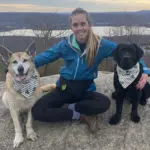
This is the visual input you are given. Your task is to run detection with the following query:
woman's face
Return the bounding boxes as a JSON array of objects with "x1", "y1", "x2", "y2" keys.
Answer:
[{"x1": 70, "y1": 14, "x2": 91, "y2": 43}]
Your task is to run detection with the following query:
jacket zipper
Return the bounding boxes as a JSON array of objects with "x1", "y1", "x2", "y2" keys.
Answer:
[{"x1": 74, "y1": 57, "x2": 80, "y2": 79}]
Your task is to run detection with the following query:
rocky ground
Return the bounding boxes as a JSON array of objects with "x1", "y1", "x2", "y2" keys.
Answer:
[{"x1": 0, "y1": 72, "x2": 150, "y2": 150}]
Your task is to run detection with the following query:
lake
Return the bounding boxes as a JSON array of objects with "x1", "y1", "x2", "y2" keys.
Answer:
[{"x1": 0, "y1": 26, "x2": 150, "y2": 37}]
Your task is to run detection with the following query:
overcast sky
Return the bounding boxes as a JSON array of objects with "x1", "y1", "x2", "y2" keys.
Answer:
[{"x1": 0, "y1": 0, "x2": 150, "y2": 12}]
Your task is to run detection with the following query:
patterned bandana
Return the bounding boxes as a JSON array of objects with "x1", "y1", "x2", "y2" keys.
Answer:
[
  {"x1": 116, "y1": 63, "x2": 140, "y2": 89},
  {"x1": 12, "y1": 70, "x2": 39, "y2": 99}
]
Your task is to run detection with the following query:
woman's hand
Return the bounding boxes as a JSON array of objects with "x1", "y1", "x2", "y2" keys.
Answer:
[{"x1": 136, "y1": 74, "x2": 148, "y2": 90}]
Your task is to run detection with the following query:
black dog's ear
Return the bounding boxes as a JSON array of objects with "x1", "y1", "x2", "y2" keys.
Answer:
[
  {"x1": 112, "y1": 44, "x2": 125, "y2": 62},
  {"x1": 132, "y1": 44, "x2": 144, "y2": 59},
  {"x1": 112, "y1": 48, "x2": 118, "y2": 61}
]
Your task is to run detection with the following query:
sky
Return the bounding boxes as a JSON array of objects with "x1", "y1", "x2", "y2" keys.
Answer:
[{"x1": 0, "y1": 0, "x2": 150, "y2": 12}]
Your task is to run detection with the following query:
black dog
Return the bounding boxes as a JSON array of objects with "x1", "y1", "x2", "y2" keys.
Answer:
[{"x1": 109, "y1": 43, "x2": 150, "y2": 125}]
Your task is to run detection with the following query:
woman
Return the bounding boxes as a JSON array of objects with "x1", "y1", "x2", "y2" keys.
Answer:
[{"x1": 32, "y1": 8, "x2": 150, "y2": 132}]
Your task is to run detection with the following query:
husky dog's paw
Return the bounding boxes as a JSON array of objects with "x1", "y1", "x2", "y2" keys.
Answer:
[
  {"x1": 13, "y1": 134, "x2": 24, "y2": 148},
  {"x1": 109, "y1": 114, "x2": 121, "y2": 125},
  {"x1": 27, "y1": 130, "x2": 37, "y2": 141},
  {"x1": 131, "y1": 114, "x2": 140, "y2": 123}
]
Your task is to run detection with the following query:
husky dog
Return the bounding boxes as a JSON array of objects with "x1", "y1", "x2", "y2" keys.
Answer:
[{"x1": 0, "y1": 42, "x2": 56, "y2": 148}]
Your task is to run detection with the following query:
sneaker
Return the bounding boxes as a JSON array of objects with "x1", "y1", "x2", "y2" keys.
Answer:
[{"x1": 80, "y1": 114, "x2": 97, "y2": 132}]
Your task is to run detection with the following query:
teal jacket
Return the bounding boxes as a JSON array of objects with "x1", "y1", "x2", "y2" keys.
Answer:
[{"x1": 34, "y1": 34, "x2": 150, "y2": 91}]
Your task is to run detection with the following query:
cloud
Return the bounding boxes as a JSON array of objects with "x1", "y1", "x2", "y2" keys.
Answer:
[
  {"x1": 0, "y1": 0, "x2": 150, "y2": 12},
  {"x1": 79, "y1": 0, "x2": 150, "y2": 4},
  {"x1": 0, "y1": 0, "x2": 79, "y2": 6},
  {"x1": 0, "y1": 4, "x2": 73, "y2": 12},
  {"x1": 78, "y1": 0, "x2": 150, "y2": 12}
]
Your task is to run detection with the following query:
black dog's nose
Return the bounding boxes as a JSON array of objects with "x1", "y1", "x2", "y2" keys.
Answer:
[
  {"x1": 18, "y1": 66, "x2": 24, "y2": 74},
  {"x1": 123, "y1": 52, "x2": 131, "y2": 59}
]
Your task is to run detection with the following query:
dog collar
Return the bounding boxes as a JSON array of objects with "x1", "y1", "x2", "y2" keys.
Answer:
[
  {"x1": 116, "y1": 63, "x2": 140, "y2": 89},
  {"x1": 12, "y1": 70, "x2": 39, "y2": 99}
]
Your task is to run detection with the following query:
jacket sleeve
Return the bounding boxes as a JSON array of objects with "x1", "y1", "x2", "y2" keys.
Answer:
[
  {"x1": 101, "y1": 38, "x2": 117, "y2": 58},
  {"x1": 139, "y1": 59, "x2": 150, "y2": 75},
  {"x1": 34, "y1": 40, "x2": 65, "y2": 68}
]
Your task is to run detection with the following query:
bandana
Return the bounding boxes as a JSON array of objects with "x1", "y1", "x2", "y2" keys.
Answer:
[
  {"x1": 116, "y1": 63, "x2": 140, "y2": 89},
  {"x1": 12, "y1": 70, "x2": 39, "y2": 99}
]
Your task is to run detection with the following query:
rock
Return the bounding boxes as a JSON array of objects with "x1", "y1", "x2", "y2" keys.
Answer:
[{"x1": 0, "y1": 72, "x2": 150, "y2": 150}]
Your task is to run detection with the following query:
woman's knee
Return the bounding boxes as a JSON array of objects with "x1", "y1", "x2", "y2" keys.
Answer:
[
  {"x1": 75, "y1": 93, "x2": 111, "y2": 115},
  {"x1": 95, "y1": 92, "x2": 111, "y2": 112},
  {"x1": 102, "y1": 96, "x2": 111, "y2": 112}
]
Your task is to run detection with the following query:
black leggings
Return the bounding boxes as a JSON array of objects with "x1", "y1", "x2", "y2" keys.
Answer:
[{"x1": 32, "y1": 87, "x2": 111, "y2": 122}]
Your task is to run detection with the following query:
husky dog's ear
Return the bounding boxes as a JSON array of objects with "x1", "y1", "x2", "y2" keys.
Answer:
[
  {"x1": 25, "y1": 41, "x2": 36, "y2": 59},
  {"x1": 132, "y1": 44, "x2": 144, "y2": 59},
  {"x1": 0, "y1": 44, "x2": 12, "y2": 67}
]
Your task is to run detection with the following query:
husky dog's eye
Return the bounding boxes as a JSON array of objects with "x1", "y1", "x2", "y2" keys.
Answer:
[
  {"x1": 23, "y1": 59, "x2": 28, "y2": 62},
  {"x1": 12, "y1": 60, "x2": 17, "y2": 64}
]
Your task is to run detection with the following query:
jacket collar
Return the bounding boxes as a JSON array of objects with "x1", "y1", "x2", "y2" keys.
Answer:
[{"x1": 68, "y1": 34, "x2": 87, "y2": 57}]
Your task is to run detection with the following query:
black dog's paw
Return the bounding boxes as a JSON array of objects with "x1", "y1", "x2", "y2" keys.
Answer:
[
  {"x1": 112, "y1": 92, "x2": 117, "y2": 100},
  {"x1": 131, "y1": 114, "x2": 140, "y2": 123},
  {"x1": 109, "y1": 114, "x2": 121, "y2": 125},
  {"x1": 140, "y1": 99, "x2": 147, "y2": 106}
]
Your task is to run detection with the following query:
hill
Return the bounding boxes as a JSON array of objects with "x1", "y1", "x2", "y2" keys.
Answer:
[{"x1": 0, "y1": 10, "x2": 150, "y2": 31}]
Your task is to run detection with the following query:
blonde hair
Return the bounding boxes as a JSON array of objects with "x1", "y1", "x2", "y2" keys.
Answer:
[{"x1": 70, "y1": 8, "x2": 101, "y2": 67}]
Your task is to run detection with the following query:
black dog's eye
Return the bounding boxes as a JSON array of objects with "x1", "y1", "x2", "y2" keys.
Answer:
[
  {"x1": 23, "y1": 59, "x2": 28, "y2": 62},
  {"x1": 12, "y1": 60, "x2": 17, "y2": 64}
]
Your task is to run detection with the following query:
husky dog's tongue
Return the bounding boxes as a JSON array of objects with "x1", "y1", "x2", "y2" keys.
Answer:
[{"x1": 16, "y1": 74, "x2": 26, "y2": 82}]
